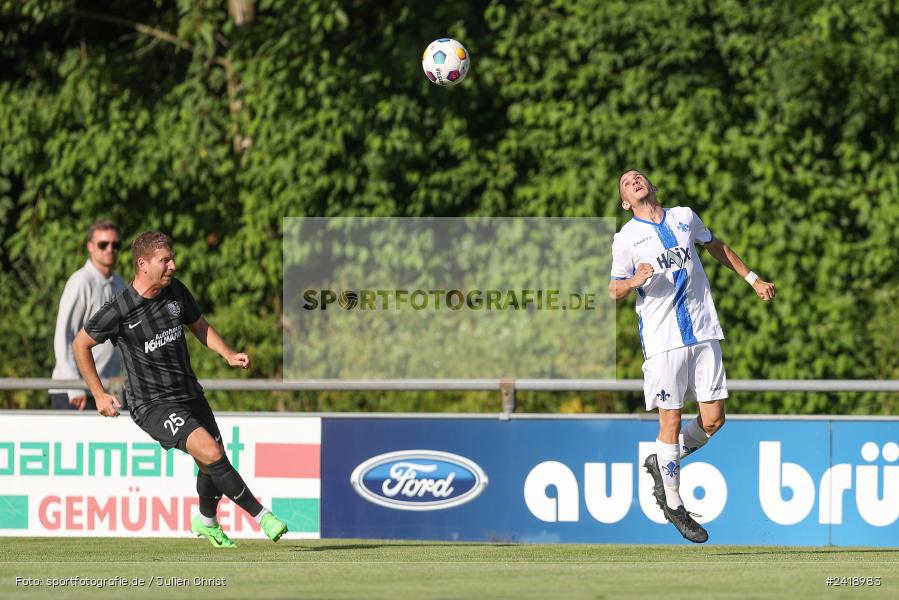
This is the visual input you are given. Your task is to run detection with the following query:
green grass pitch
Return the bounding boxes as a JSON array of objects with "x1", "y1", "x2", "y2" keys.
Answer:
[{"x1": 1, "y1": 538, "x2": 896, "y2": 599}]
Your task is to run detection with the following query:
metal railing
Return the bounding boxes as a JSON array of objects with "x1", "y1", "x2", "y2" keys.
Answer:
[{"x1": 4, "y1": 377, "x2": 899, "y2": 416}]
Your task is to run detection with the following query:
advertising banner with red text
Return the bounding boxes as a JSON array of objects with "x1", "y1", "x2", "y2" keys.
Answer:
[{"x1": 0, "y1": 413, "x2": 320, "y2": 539}]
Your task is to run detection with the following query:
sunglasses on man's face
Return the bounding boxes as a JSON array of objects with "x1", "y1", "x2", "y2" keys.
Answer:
[{"x1": 96, "y1": 240, "x2": 122, "y2": 251}]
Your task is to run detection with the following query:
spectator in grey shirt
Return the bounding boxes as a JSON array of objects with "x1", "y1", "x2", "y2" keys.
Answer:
[{"x1": 49, "y1": 220, "x2": 125, "y2": 410}]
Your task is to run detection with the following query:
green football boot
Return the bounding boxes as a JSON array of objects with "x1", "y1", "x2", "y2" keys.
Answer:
[
  {"x1": 191, "y1": 515, "x2": 237, "y2": 548},
  {"x1": 260, "y1": 512, "x2": 288, "y2": 542}
]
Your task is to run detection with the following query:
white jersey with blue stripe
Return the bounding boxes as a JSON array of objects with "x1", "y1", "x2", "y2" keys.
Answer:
[{"x1": 610, "y1": 206, "x2": 724, "y2": 359}]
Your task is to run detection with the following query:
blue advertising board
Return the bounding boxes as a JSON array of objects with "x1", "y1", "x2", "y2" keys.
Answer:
[
  {"x1": 320, "y1": 417, "x2": 898, "y2": 546},
  {"x1": 829, "y1": 421, "x2": 899, "y2": 546}
]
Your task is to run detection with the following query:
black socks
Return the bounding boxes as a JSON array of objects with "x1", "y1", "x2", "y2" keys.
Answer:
[
  {"x1": 196, "y1": 471, "x2": 222, "y2": 518},
  {"x1": 207, "y1": 454, "x2": 264, "y2": 518}
]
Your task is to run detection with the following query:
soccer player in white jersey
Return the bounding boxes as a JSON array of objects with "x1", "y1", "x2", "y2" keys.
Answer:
[{"x1": 609, "y1": 170, "x2": 775, "y2": 543}]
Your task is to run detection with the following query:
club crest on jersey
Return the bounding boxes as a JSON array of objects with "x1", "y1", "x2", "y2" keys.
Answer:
[
  {"x1": 166, "y1": 302, "x2": 182, "y2": 318},
  {"x1": 655, "y1": 246, "x2": 692, "y2": 271},
  {"x1": 677, "y1": 222, "x2": 689, "y2": 232}
]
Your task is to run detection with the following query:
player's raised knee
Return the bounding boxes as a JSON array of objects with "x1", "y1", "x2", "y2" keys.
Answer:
[
  {"x1": 186, "y1": 429, "x2": 225, "y2": 465},
  {"x1": 199, "y1": 444, "x2": 224, "y2": 465},
  {"x1": 703, "y1": 413, "x2": 725, "y2": 436}
]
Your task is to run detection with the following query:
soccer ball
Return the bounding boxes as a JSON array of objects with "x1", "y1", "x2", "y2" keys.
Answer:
[{"x1": 422, "y1": 38, "x2": 470, "y2": 86}]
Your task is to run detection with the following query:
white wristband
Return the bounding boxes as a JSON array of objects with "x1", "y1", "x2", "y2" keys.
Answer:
[{"x1": 744, "y1": 271, "x2": 759, "y2": 286}]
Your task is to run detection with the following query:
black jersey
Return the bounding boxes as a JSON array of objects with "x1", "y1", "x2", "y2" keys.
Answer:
[{"x1": 85, "y1": 278, "x2": 204, "y2": 411}]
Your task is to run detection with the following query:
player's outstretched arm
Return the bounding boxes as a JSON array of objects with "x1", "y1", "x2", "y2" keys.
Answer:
[
  {"x1": 703, "y1": 239, "x2": 776, "y2": 301},
  {"x1": 187, "y1": 316, "x2": 251, "y2": 369},
  {"x1": 72, "y1": 329, "x2": 122, "y2": 416}
]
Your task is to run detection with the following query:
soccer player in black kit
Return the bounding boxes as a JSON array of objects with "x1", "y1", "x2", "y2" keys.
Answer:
[{"x1": 73, "y1": 231, "x2": 287, "y2": 548}]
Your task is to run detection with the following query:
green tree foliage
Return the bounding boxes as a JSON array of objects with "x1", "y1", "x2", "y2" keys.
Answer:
[{"x1": 1, "y1": 0, "x2": 897, "y2": 413}]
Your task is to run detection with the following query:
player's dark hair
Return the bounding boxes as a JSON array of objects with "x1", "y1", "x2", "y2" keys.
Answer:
[
  {"x1": 132, "y1": 231, "x2": 173, "y2": 269},
  {"x1": 86, "y1": 219, "x2": 120, "y2": 242}
]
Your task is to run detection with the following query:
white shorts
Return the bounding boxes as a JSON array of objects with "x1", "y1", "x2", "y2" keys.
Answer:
[{"x1": 642, "y1": 340, "x2": 728, "y2": 411}]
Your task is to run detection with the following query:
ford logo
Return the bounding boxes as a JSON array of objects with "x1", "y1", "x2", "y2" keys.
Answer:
[{"x1": 350, "y1": 450, "x2": 489, "y2": 511}]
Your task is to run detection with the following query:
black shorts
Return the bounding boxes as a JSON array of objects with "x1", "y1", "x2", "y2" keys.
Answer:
[{"x1": 131, "y1": 397, "x2": 222, "y2": 452}]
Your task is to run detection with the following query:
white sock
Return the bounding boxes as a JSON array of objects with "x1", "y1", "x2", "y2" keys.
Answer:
[
  {"x1": 198, "y1": 514, "x2": 218, "y2": 527},
  {"x1": 679, "y1": 417, "x2": 710, "y2": 459},
  {"x1": 253, "y1": 507, "x2": 271, "y2": 524},
  {"x1": 656, "y1": 439, "x2": 683, "y2": 509}
]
